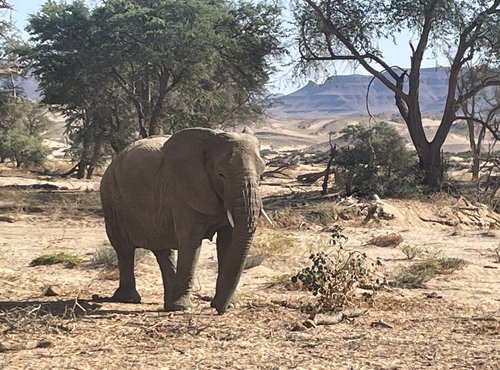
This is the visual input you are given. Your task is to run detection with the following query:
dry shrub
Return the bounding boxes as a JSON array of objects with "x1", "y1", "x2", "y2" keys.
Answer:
[
  {"x1": 259, "y1": 208, "x2": 305, "y2": 229},
  {"x1": 366, "y1": 233, "x2": 404, "y2": 247},
  {"x1": 291, "y1": 226, "x2": 386, "y2": 313},
  {"x1": 30, "y1": 252, "x2": 80, "y2": 268},
  {"x1": 394, "y1": 257, "x2": 468, "y2": 288},
  {"x1": 46, "y1": 191, "x2": 101, "y2": 217},
  {"x1": 91, "y1": 244, "x2": 149, "y2": 269},
  {"x1": 307, "y1": 204, "x2": 339, "y2": 226},
  {"x1": 493, "y1": 246, "x2": 500, "y2": 263},
  {"x1": 250, "y1": 231, "x2": 298, "y2": 258},
  {"x1": 0, "y1": 300, "x2": 94, "y2": 334}
]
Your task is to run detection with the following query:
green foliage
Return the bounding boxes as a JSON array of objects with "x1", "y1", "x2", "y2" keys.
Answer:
[
  {"x1": 23, "y1": 0, "x2": 285, "y2": 175},
  {"x1": 400, "y1": 244, "x2": 424, "y2": 260},
  {"x1": 291, "y1": 226, "x2": 384, "y2": 312},
  {"x1": 0, "y1": 98, "x2": 51, "y2": 168},
  {"x1": 334, "y1": 122, "x2": 423, "y2": 197},
  {"x1": 30, "y1": 252, "x2": 80, "y2": 268},
  {"x1": 293, "y1": 0, "x2": 500, "y2": 189}
]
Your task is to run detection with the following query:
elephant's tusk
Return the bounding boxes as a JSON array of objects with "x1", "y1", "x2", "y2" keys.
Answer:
[
  {"x1": 226, "y1": 209, "x2": 234, "y2": 228},
  {"x1": 261, "y1": 208, "x2": 273, "y2": 226}
]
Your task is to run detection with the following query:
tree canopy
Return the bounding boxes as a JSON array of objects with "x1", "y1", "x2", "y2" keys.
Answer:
[
  {"x1": 23, "y1": 0, "x2": 284, "y2": 177},
  {"x1": 26, "y1": 0, "x2": 284, "y2": 134},
  {"x1": 293, "y1": 0, "x2": 500, "y2": 187}
]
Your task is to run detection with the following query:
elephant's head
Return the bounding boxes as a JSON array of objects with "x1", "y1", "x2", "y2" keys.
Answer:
[{"x1": 163, "y1": 127, "x2": 266, "y2": 313}]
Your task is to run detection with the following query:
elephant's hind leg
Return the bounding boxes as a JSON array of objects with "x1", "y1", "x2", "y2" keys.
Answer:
[
  {"x1": 152, "y1": 249, "x2": 176, "y2": 309},
  {"x1": 104, "y1": 218, "x2": 141, "y2": 304},
  {"x1": 112, "y1": 248, "x2": 141, "y2": 303}
]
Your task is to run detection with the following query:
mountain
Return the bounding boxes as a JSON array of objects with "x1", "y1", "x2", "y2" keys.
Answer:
[{"x1": 270, "y1": 67, "x2": 450, "y2": 118}]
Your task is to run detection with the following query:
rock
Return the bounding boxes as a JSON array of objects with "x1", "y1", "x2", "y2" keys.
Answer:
[
  {"x1": 370, "y1": 319, "x2": 393, "y2": 329},
  {"x1": 43, "y1": 285, "x2": 62, "y2": 297},
  {"x1": 0, "y1": 215, "x2": 15, "y2": 223}
]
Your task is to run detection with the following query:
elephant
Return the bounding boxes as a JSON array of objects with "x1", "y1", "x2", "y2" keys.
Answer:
[{"x1": 99, "y1": 127, "x2": 269, "y2": 314}]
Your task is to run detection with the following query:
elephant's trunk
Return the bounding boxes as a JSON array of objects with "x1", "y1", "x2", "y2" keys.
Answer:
[{"x1": 214, "y1": 176, "x2": 261, "y2": 314}]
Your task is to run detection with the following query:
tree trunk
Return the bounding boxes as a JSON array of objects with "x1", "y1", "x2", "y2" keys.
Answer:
[
  {"x1": 419, "y1": 143, "x2": 443, "y2": 188},
  {"x1": 86, "y1": 138, "x2": 102, "y2": 179}
]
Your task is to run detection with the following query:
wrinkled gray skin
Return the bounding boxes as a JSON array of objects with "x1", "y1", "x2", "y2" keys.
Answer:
[{"x1": 100, "y1": 128, "x2": 265, "y2": 314}]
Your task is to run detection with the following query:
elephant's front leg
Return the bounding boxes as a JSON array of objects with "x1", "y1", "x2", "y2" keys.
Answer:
[
  {"x1": 211, "y1": 226, "x2": 240, "y2": 309},
  {"x1": 165, "y1": 235, "x2": 202, "y2": 311},
  {"x1": 152, "y1": 249, "x2": 176, "y2": 308}
]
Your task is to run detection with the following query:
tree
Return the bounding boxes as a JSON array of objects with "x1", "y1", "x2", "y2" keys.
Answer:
[
  {"x1": 457, "y1": 63, "x2": 499, "y2": 182},
  {"x1": 293, "y1": 0, "x2": 500, "y2": 188},
  {"x1": 24, "y1": 0, "x2": 284, "y2": 178},
  {"x1": 0, "y1": 98, "x2": 51, "y2": 167},
  {"x1": 0, "y1": 1, "x2": 50, "y2": 168}
]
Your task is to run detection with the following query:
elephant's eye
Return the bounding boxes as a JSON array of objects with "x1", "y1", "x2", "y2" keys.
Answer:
[{"x1": 218, "y1": 172, "x2": 225, "y2": 179}]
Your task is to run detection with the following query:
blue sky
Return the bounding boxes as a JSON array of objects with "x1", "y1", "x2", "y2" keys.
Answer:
[{"x1": 8, "y1": 0, "x2": 449, "y2": 95}]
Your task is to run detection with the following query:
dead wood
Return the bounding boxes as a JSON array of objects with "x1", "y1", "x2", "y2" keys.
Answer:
[{"x1": 296, "y1": 170, "x2": 328, "y2": 183}]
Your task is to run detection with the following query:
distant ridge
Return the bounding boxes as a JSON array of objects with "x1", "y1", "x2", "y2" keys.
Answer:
[{"x1": 270, "y1": 67, "x2": 449, "y2": 118}]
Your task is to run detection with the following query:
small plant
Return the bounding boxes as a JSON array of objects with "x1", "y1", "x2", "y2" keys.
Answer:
[
  {"x1": 493, "y1": 246, "x2": 500, "y2": 264},
  {"x1": 394, "y1": 256, "x2": 468, "y2": 288},
  {"x1": 400, "y1": 244, "x2": 424, "y2": 260},
  {"x1": 30, "y1": 252, "x2": 80, "y2": 268},
  {"x1": 291, "y1": 226, "x2": 385, "y2": 312},
  {"x1": 366, "y1": 233, "x2": 404, "y2": 248},
  {"x1": 308, "y1": 205, "x2": 339, "y2": 226}
]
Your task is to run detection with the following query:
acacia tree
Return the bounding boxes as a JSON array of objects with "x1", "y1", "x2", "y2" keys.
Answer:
[
  {"x1": 294, "y1": 0, "x2": 500, "y2": 188},
  {"x1": 457, "y1": 63, "x2": 499, "y2": 182},
  {"x1": 24, "y1": 1, "x2": 136, "y2": 178},
  {"x1": 93, "y1": 0, "x2": 283, "y2": 136}
]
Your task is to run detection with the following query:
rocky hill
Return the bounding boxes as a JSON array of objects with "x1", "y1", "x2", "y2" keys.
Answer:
[{"x1": 270, "y1": 67, "x2": 450, "y2": 118}]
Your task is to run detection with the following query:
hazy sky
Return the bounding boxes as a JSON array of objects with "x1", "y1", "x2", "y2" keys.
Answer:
[{"x1": 8, "y1": 0, "x2": 449, "y2": 95}]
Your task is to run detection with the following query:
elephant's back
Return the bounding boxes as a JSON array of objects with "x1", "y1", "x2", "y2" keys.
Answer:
[{"x1": 101, "y1": 136, "x2": 169, "y2": 190}]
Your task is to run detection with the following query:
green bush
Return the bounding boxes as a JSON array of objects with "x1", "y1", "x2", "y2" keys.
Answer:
[
  {"x1": 30, "y1": 252, "x2": 80, "y2": 268},
  {"x1": 0, "y1": 98, "x2": 51, "y2": 168},
  {"x1": 334, "y1": 122, "x2": 423, "y2": 197},
  {"x1": 3, "y1": 130, "x2": 50, "y2": 167}
]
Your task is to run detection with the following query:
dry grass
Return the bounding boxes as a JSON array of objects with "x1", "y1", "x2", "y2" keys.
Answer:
[
  {"x1": 0, "y1": 299, "x2": 98, "y2": 335},
  {"x1": 251, "y1": 232, "x2": 298, "y2": 257},
  {"x1": 90, "y1": 244, "x2": 149, "y2": 269},
  {"x1": 0, "y1": 188, "x2": 102, "y2": 218},
  {"x1": 394, "y1": 256, "x2": 469, "y2": 288},
  {"x1": 366, "y1": 233, "x2": 404, "y2": 247},
  {"x1": 258, "y1": 208, "x2": 305, "y2": 229},
  {"x1": 307, "y1": 204, "x2": 340, "y2": 226}
]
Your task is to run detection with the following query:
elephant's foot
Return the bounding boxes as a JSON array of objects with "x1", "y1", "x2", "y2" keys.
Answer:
[
  {"x1": 112, "y1": 287, "x2": 141, "y2": 304},
  {"x1": 211, "y1": 295, "x2": 240, "y2": 314},
  {"x1": 164, "y1": 295, "x2": 193, "y2": 312}
]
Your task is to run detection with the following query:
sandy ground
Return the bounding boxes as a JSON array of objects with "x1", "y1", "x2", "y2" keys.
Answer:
[
  {"x1": 0, "y1": 117, "x2": 498, "y2": 369},
  {"x1": 0, "y1": 181, "x2": 499, "y2": 369}
]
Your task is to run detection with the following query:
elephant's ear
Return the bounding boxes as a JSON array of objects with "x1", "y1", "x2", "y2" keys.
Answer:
[{"x1": 162, "y1": 128, "x2": 221, "y2": 215}]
